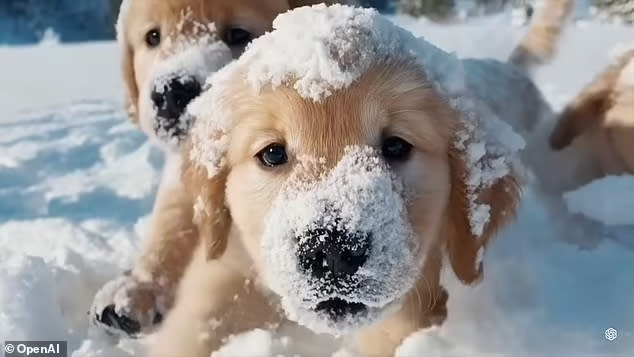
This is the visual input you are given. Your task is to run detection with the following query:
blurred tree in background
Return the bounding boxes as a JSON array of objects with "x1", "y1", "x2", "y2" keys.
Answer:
[
  {"x1": 110, "y1": 0, "x2": 124, "y2": 29},
  {"x1": 594, "y1": 0, "x2": 634, "y2": 23},
  {"x1": 0, "y1": 0, "x2": 121, "y2": 44},
  {"x1": 359, "y1": 0, "x2": 394, "y2": 11},
  {"x1": 398, "y1": 0, "x2": 456, "y2": 19}
]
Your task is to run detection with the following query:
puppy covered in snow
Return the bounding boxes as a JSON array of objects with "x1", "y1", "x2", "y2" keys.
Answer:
[
  {"x1": 91, "y1": 0, "x2": 345, "y2": 337},
  {"x1": 149, "y1": 5, "x2": 526, "y2": 356}
]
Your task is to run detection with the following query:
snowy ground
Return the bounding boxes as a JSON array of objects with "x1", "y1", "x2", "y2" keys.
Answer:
[{"x1": 1, "y1": 15, "x2": 633, "y2": 356}]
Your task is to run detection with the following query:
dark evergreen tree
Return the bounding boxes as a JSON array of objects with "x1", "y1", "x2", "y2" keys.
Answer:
[
  {"x1": 594, "y1": 0, "x2": 634, "y2": 24},
  {"x1": 398, "y1": 0, "x2": 456, "y2": 19},
  {"x1": 0, "y1": 0, "x2": 117, "y2": 44}
]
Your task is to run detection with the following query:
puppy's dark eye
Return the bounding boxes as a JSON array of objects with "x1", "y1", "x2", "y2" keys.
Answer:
[
  {"x1": 222, "y1": 27, "x2": 253, "y2": 47},
  {"x1": 145, "y1": 28, "x2": 161, "y2": 48},
  {"x1": 256, "y1": 144, "x2": 288, "y2": 167},
  {"x1": 382, "y1": 137, "x2": 412, "y2": 162}
]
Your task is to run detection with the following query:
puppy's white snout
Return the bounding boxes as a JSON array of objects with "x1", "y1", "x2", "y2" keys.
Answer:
[
  {"x1": 144, "y1": 40, "x2": 233, "y2": 147},
  {"x1": 262, "y1": 146, "x2": 422, "y2": 332}
]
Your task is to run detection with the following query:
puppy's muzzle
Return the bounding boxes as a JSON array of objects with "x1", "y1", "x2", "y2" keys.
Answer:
[
  {"x1": 151, "y1": 75, "x2": 202, "y2": 130},
  {"x1": 262, "y1": 147, "x2": 420, "y2": 332}
]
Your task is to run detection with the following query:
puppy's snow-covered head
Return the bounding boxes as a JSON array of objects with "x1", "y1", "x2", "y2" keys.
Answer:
[
  {"x1": 186, "y1": 4, "x2": 522, "y2": 334},
  {"x1": 117, "y1": 0, "x2": 330, "y2": 150}
]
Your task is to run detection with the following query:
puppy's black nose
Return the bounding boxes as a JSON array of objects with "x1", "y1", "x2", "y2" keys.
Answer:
[
  {"x1": 298, "y1": 226, "x2": 370, "y2": 279},
  {"x1": 98, "y1": 304, "x2": 142, "y2": 337},
  {"x1": 151, "y1": 76, "x2": 201, "y2": 120}
]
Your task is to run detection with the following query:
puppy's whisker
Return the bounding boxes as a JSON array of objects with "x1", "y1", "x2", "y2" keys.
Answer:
[
  {"x1": 412, "y1": 275, "x2": 433, "y2": 315},
  {"x1": 423, "y1": 276, "x2": 435, "y2": 314},
  {"x1": 412, "y1": 284, "x2": 423, "y2": 313}
]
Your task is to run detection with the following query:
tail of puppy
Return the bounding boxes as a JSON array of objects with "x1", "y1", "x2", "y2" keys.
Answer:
[{"x1": 508, "y1": 0, "x2": 573, "y2": 71}]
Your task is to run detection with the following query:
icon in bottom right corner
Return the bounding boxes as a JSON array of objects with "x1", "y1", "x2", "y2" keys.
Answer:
[{"x1": 604, "y1": 327, "x2": 618, "y2": 341}]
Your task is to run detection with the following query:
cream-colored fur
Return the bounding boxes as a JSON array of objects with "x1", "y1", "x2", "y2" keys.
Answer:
[
  {"x1": 150, "y1": 60, "x2": 520, "y2": 357},
  {"x1": 522, "y1": 50, "x2": 634, "y2": 248},
  {"x1": 550, "y1": 50, "x2": 634, "y2": 177},
  {"x1": 91, "y1": 0, "x2": 346, "y2": 336}
]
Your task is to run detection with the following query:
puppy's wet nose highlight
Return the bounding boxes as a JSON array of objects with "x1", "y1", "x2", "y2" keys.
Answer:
[
  {"x1": 297, "y1": 224, "x2": 371, "y2": 279},
  {"x1": 151, "y1": 75, "x2": 202, "y2": 121}
]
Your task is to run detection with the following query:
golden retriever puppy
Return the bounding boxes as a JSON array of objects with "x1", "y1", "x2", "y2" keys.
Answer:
[
  {"x1": 149, "y1": 5, "x2": 525, "y2": 356},
  {"x1": 90, "y1": 0, "x2": 346, "y2": 337},
  {"x1": 550, "y1": 49, "x2": 634, "y2": 174},
  {"x1": 522, "y1": 49, "x2": 634, "y2": 248}
]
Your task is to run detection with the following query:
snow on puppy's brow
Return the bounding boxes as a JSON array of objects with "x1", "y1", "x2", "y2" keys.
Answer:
[{"x1": 189, "y1": 4, "x2": 524, "y2": 236}]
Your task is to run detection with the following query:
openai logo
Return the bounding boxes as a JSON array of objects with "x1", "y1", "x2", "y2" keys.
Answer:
[{"x1": 604, "y1": 327, "x2": 618, "y2": 341}]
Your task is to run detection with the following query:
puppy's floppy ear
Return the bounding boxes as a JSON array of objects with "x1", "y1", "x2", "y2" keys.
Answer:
[
  {"x1": 120, "y1": 31, "x2": 140, "y2": 123},
  {"x1": 445, "y1": 141, "x2": 520, "y2": 284},
  {"x1": 182, "y1": 142, "x2": 231, "y2": 260}
]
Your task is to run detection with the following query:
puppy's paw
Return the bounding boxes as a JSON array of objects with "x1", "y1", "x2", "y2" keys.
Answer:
[{"x1": 90, "y1": 272, "x2": 166, "y2": 338}]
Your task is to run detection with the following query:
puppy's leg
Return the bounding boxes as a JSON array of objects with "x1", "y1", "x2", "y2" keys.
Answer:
[
  {"x1": 91, "y1": 156, "x2": 198, "y2": 336},
  {"x1": 355, "y1": 244, "x2": 446, "y2": 357},
  {"x1": 149, "y1": 244, "x2": 281, "y2": 357}
]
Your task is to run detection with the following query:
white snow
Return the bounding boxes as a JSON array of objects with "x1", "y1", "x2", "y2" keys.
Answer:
[
  {"x1": 564, "y1": 175, "x2": 634, "y2": 226},
  {"x1": 244, "y1": 4, "x2": 389, "y2": 101},
  {"x1": 0, "y1": 7, "x2": 633, "y2": 357}
]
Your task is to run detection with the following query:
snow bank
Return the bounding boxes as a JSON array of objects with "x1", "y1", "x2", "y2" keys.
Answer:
[
  {"x1": 0, "y1": 218, "x2": 142, "y2": 351},
  {"x1": 564, "y1": 175, "x2": 634, "y2": 226},
  {"x1": 0, "y1": 100, "x2": 158, "y2": 355}
]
